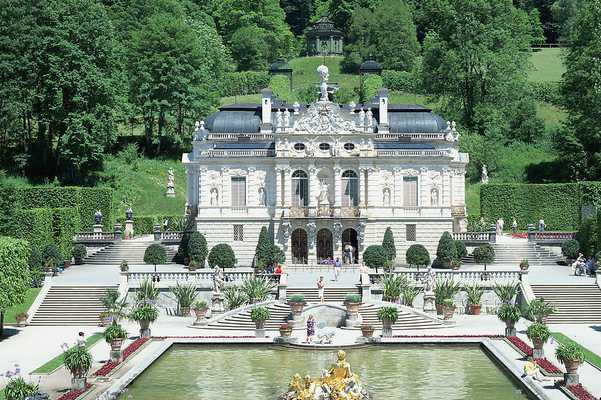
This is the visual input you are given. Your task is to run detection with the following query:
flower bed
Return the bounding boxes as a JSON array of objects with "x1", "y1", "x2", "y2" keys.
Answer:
[
  {"x1": 93, "y1": 338, "x2": 149, "y2": 377},
  {"x1": 152, "y1": 336, "x2": 256, "y2": 339},
  {"x1": 511, "y1": 233, "x2": 528, "y2": 239},
  {"x1": 391, "y1": 334, "x2": 504, "y2": 338},
  {"x1": 56, "y1": 383, "x2": 92, "y2": 400},
  {"x1": 505, "y1": 336, "x2": 562, "y2": 375},
  {"x1": 556, "y1": 381, "x2": 597, "y2": 400}
]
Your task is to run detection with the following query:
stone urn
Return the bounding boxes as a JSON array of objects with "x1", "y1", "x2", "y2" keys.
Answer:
[
  {"x1": 110, "y1": 339, "x2": 123, "y2": 363},
  {"x1": 562, "y1": 359, "x2": 582, "y2": 385},
  {"x1": 180, "y1": 307, "x2": 191, "y2": 317},
  {"x1": 443, "y1": 305, "x2": 455, "y2": 320},
  {"x1": 139, "y1": 320, "x2": 151, "y2": 338},
  {"x1": 71, "y1": 377, "x2": 87, "y2": 391},
  {"x1": 381, "y1": 319, "x2": 393, "y2": 338},
  {"x1": 435, "y1": 303, "x2": 443, "y2": 315},
  {"x1": 360, "y1": 325, "x2": 374, "y2": 338},
  {"x1": 15, "y1": 313, "x2": 28, "y2": 327},
  {"x1": 99, "y1": 313, "x2": 113, "y2": 327},
  {"x1": 288, "y1": 300, "x2": 306, "y2": 327},
  {"x1": 468, "y1": 304, "x2": 481, "y2": 315},
  {"x1": 344, "y1": 300, "x2": 362, "y2": 327},
  {"x1": 504, "y1": 320, "x2": 516, "y2": 337},
  {"x1": 519, "y1": 259, "x2": 530, "y2": 271},
  {"x1": 193, "y1": 307, "x2": 208, "y2": 325},
  {"x1": 532, "y1": 337, "x2": 545, "y2": 359},
  {"x1": 254, "y1": 320, "x2": 266, "y2": 338},
  {"x1": 279, "y1": 324, "x2": 293, "y2": 337}
]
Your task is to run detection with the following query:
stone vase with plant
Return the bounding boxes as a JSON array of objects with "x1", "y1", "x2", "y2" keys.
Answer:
[
  {"x1": 434, "y1": 278, "x2": 461, "y2": 315},
  {"x1": 497, "y1": 304, "x2": 521, "y2": 336},
  {"x1": 192, "y1": 300, "x2": 209, "y2": 325},
  {"x1": 465, "y1": 284, "x2": 484, "y2": 315},
  {"x1": 377, "y1": 306, "x2": 398, "y2": 337},
  {"x1": 170, "y1": 282, "x2": 198, "y2": 316},
  {"x1": 519, "y1": 259, "x2": 529, "y2": 271},
  {"x1": 344, "y1": 294, "x2": 362, "y2": 321},
  {"x1": 63, "y1": 345, "x2": 93, "y2": 390},
  {"x1": 72, "y1": 244, "x2": 87, "y2": 265},
  {"x1": 555, "y1": 342, "x2": 585, "y2": 385},
  {"x1": 442, "y1": 298, "x2": 455, "y2": 320},
  {"x1": 279, "y1": 323, "x2": 293, "y2": 337},
  {"x1": 288, "y1": 294, "x2": 306, "y2": 317},
  {"x1": 360, "y1": 324, "x2": 374, "y2": 338},
  {"x1": 526, "y1": 322, "x2": 550, "y2": 359},
  {"x1": 401, "y1": 286, "x2": 421, "y2": 308},
  {"x1": 104, "y1": 323, "x2": 128, "y2": 362},
  {"x1": 250, "y1": 306, "x2": 271, "y2": 337},
  {"x1": 130, "y1": 304, "x2": 159, "y2": 338}
]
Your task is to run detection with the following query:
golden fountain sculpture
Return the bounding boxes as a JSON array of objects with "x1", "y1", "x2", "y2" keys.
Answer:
[{"x1": 279, "y1": 350, "x2": 370, "y2": 400}]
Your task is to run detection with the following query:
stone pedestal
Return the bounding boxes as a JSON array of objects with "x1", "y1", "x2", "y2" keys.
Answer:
[
  {"x1": 110, "y1": 348, "x2": 123, "y2": 363},
  {"x1": 124, "y1": 220, "x2": 134, "y2": 240},
  {"x1": 423, "y1": 291, "x2": 436, "y2": 315},
  {"x1": 564, "y1": 372, "x2": 579, "y2": 385},
  {"x1": 139, "y1": 328, "x2": 151, "y2": 338},
  {"x1": 255, "y1": 328, "x2": 266, "y2": 338},
  {"x1": 211, "y1": 292, "x2": 225, "y2": 316},
  {"x1": 532, "y1": 347, "x2": 544, "y2": 359},
  {"x1": 93, "y1": 224, "x2": 103, "y2": 233},
  {"x1": 166, "y1": 185, "x2": 175, "y2": 198}
]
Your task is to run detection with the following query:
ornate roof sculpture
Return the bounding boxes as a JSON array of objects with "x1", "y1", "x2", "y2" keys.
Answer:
[{"x1": 306, "y1": 17, "x2": 343, "y2": 37}]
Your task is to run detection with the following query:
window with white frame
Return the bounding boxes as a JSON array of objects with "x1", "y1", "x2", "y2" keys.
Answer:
[
  {"x1": 234, "y1": 224, "x2": 244, "y2": 241},
  {"x1": 231, "y1": 177, "x2": 246, "y2": 207},
  {"x1": 403, "y1": 177, "x2": 418, "y2": 207},
  {"x1": 292, "y1": 170, "x2": 309, "y2": 207},
  {"x1": 342, "y1": 170, "x2": 359, "y2": 207}
]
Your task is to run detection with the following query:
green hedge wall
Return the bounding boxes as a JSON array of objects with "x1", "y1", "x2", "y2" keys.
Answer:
[
  {"x1": 0, "y1": 236, "x2": 31, "y2": 311},
  {"x1": 382, "y1": 70, "x2": 418, "y2": 93},
  {"x1": 480, "y1": 183, "x2": 582, "y2": 230},
  {"x1": 10, "y1": 208, "x2": 54, "y2": 252},
  {"x1": 220, "y1": 71, "x2": 270, "y2": 97},
  {"x1": 0, "y1": 187, "x2": 113, "y2": 233},
  {"x1": 52, "y1": 208, "x2": 81, "y2": 258}
]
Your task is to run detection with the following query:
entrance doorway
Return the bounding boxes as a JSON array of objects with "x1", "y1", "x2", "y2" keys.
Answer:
[
  {"x1": 291, "y1": 229, "x2": 308, "y2": 264},
  {"x1": 342, "y1": 228, "x2": 359, "y2": 264},
  {"x1": 317, "y1": 229, "x2": 333, "y2": 262}
]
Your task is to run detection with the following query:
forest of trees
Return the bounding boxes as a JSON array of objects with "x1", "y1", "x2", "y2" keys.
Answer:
[{"x1": 0, "y1": 0, "x2": 596, "y2": 185}]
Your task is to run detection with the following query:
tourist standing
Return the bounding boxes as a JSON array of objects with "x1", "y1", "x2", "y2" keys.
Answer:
[
  {"x1": 317, "y1": 276, "x2": 326, "y2": 303},
  {"x1": 334, "y1": 257, "x2": 342, "y2": 281},
  {"x1": 77, "y1": 332, "x2": 85, "y2": 347},
  {"x1": 512, "y1": 218, "x2": 518, "y2": 233},
  {"x1": 305, "y1": 315, "x2": 316, "y2": 343},
  {"x1": 538, "y1": 218, "x2": 545, "y2": 232}
]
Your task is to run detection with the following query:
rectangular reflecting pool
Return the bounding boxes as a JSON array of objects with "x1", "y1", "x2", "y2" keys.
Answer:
[{"x1": 122, "y1": 345, "x2": 531, "y2": 400}]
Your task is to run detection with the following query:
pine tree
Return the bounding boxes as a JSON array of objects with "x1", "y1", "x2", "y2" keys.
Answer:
[
  {"x1": 382, "y1": 227, "x2": 396, "y2": 262},
  {"x1": 254, "y1": 226, "x2": 272, "y2": 270},
  {"x1": 436, "y1": 231, "x2": 457, "y2": 267}
]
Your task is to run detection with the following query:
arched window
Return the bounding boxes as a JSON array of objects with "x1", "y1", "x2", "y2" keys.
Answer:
[
  {"x1": 292, "y1": 170, "x2": 309, "y2": 207},
  {"x1": 341, "y1": 170, "x2": 359, "y2": 207}
]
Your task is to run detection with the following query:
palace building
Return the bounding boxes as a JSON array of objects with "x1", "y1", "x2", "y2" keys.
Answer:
[{"x1": 182, "y1": 66, "x2": 469, "y2": 266}]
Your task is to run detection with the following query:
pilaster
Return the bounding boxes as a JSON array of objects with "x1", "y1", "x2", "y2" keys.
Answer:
[{"x1": 308, "y1": 166, "x2": 319, "y2": 208}]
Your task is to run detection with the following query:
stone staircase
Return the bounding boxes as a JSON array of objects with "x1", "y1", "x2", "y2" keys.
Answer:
[
  {"x1": 206, "y1": 302, "x2": 292, "y2": 330},
  {"x1": 463, "y1": 242, "x2": 560, "y2": 265},
  {"x1": 84, "y1": 241, "x2": 177, "y2": 265},
  {"x1": 348, "y1": 303, "x2": 444, "y2": 330},
  {"x1": 30, "y1": 286, "x2": 116, "y2": 326},
  {"x1": 286, "y1": 287, "x2": 361, "y2": 303},
  {"x1": 531, "y1": 284, "x2": 601, "y2": 324}
]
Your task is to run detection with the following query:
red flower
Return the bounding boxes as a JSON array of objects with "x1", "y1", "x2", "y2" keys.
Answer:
[
  {"x1": 57, "y1": 383, "x2": 92, "y2": 400},
  {"x1": 93, "y1": 338, "x2": 149, "y2": 377},
  {"x1": 561, "y1": 383, "x2": 597, "y2": 400},
  {"x1": 534, "y1": 358, "x2": 561, "y2": 374},
  {"x1": 507, "y1": 336, "x2": 533, "y2": 356}
]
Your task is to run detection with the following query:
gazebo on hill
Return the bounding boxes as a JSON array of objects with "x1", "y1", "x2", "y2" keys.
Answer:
[{"x1": 306, "y1": 17, "x2": 344, "y2": 56}]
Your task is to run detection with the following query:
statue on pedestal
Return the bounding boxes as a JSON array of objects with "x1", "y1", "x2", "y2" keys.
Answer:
[
  {"x1": 125, "y1": 207, "x2": 133, "y2": 221},
  {"x1": 94, "y1": 210, "x2": 103, "y2": 225},
  {"x1": 316, "y1": 181, "x2": 331, "y2": 216},
  {"x1": 166, "y1": 168, "x2": 176, "y2": 197},
  {"x1": 317, "y1": 65, "x2": 330, "y2": 102},
  {"x1": 212, "y1": 266, "x2": 224, "y2": 294},
  {"x1": 481, "y1": 164, "x2": 489, "y2": 185},
  {"x1": 422, "y1": 266, "x2": 437, "y2": 315}
]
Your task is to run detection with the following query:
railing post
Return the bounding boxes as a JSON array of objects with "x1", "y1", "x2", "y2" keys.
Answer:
[
  {"x1": 359, "y1": 272, "x2": 372, "y2": 303},
  {"x1": 278, "y1": 273, "x2": 288, "y2": 303},
  {"x1": 113, "y1": 224, "x2": 122, "y2": 240},
  {"x1": 153, "y1": 224, "x2": 161, "y2": 241}
]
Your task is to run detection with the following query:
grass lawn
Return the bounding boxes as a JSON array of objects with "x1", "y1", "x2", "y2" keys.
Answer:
[
  {"x1": 528, "y1": 48, "x2": 566, "y2": 82},
  {"x1": 466, "y1": 183, "x2": 481, "y2": 217},
  {"x1": 289, "y1": 56, "x2": 359, "y2": 90},
  {"x1": 551, "y1": 332, "x2": 601, "y2": 370},
  {"x1": 32, "y1": 333, "x2": 103, "y2": 374},
  {"x1": 3, "y1": 288, "x2": 41, "y2": 323}
]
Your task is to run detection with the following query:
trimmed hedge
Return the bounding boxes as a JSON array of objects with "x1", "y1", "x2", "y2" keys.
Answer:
[
  {"x1": 480, "y1": 183, "x2": 582, "y2": 230},
  {"x1": 220, "y1": 71, "x2": 270, "y2": 97},
  {"x1": 0, "y1": 236, "x2": 31, "y2": 312},
  {"x1": 52, "y1": 208, "x2": 80, "y2": 258},
  {"x1": 10, "y1": 208, "x2": 54, "y2": 252},
  {"x1": 382, "y1": 70, "x2": 418, "y2": 93}
]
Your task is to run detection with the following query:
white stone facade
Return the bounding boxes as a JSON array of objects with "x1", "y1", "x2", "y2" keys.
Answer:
[{"x1": 183, "y1": 73, "x2": 468, "y2": 266}]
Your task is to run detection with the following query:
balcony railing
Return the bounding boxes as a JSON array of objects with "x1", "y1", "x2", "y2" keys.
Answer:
[
  {"x1": 453, "y1": 231, "x2": 496, "y2": 244},
  {"x1": 204, "y1": 149, "x2": 275, "y2": 157},
  {"x1": 287, "y1": 206, "x2": 362, "y2": 218},
  {"x1": 369, "y1": 269, "x2": 525, "y2": 286},
  {"x1": 125, "y1": 270, "x2": 254, "y2": 286},
  {"x1": 374, "y1": 133, "x2": 447, "y2": 141},
  {"x1": 207, "y1": 133, "x2": 274, "y2": 141},
  {"x1": 527, "y1": 231, "x2": 577, "y2": 244},
  {"x1": 73, "y1": 231, "x2": 118, "y2": 243}
]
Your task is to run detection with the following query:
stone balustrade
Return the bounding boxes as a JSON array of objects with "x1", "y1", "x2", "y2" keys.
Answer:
[
  {"x1": 452, "y1": 231, "x2": 496, "y2": 244},
  {"x1": 205, "y1": 149, "x2": 275, "y2": 158},
  {"x1": 374, "y1": 132, "x2": 447, "y2": 141},
  {"x1": 125, "y1": 270, "x2": 254, "y2": 286},
  {"x1": 377, "y1": 149, "x2": 449, "y2": 157},
  {"x1": 207, "y1": 133, "x2": 274, "y2": 141},
  {"x1": 368, "y1": 269, "x2": 525, "y2": 287},
  {"x1": 527, "y1": 231, "x2": 577, "y2": 245},
  {"x1": 73, "y1": 231, "x2": 118, "y2": 244}
]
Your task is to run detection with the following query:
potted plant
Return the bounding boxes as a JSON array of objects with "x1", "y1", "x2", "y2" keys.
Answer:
[
  {"x1": 288, "y1": 294, "x2": 306, "y2": 319},
  {"x1": 465, "y1": 284, "x2": 484, "y2": 315},
  {"x1": 380, "y1": 273, "x2": 406, "y2": 303},
  {"x1": 192, "y1": 300, "x2": 209, "y2": 324},
  {"x1": 526, "y1": 298, "x2": 556, "y2": 323},
  {"x1": 72, "y1": 244, "x2": 87, "y2": 265},
  {"x1": 526, "y1": 322, "x2": 550, "y2": 359},
  {"x1": 250, "y1": 306, "x2": 271, "y2": 338},
  {"x1": 98, "y1": 311, "x2": 112, "y2": 327},
  {"x1": 279, "y1": 323, "x2": 293, "y2": 337},
  {"x1": 102, "y1": 289, "x2": 128, "y2": 322},
  {"x1": 434, "y1": 278, "x2": 461, "y2": 315},
  {"x1": 4, "y1": 377, "x2": 39, "y2": 400},
  {"x1": 519, "y1": 259, "x2": 530, "y2": 271},
  {"x1": 451, "y1": 259, "x2": 461, "y2": 270},
  {"x1": 401, "y1": 286, "x2": 420, "y2": 307},
  {"x1": 493, "y1": 282, "x2": 520, "y2": 305},
  {"x1": 63, "y1": 345, "x2": 92, "y2": 391},
  {"x1": 63, "y1": 259, "x2": 72, "y2": 269},
  {"x1": 497, "y1": 304, "x2": 521, "y2": 336},
  {"x1": 344, "y1": 294, "x2": 362, "y2": 318},
  {"x1": 120, "y1": 260, "x2": 129, "y2": 272},
  {"x1": 377, "y1": 306, "x2": 398, "y2": 337},
  {"x1": 555, "y1": 342, "x2": 585, "y2": 382},
  {"x1": 442, "y1": 298, "x2": 455, "y2": 320},
  {"x1": 188, "y1": 259, "x2": 200, "y2": 271},
  {"x1": 360, "y1": 324, "x2": 374, "y2": 338},
  {"x1": 130, "y1": 304, "x2": 159, "y2": 338},
  {"x1": 170, "y1": 282, "x2": 198, "y2": 316},
  {"x1": 15, "y1": 312, "x2": 28, "y2": 327},
  {"x1": 104, "y1": 323, "x2": 128, "y2": 363}
]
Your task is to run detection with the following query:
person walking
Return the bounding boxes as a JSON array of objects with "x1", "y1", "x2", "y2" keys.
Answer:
[
  {"x1": 512, "y1": 218, "x2": 518, "y2": 234},
  {"x1": 305, "y1": 315, "x2": 316, "y2": 343},
  {"x1": 539, "y1": 218, "x2": 545, "y2": 232},
  {"x1": 334, "y1": 257, "x2": 342, "y2": 281},
  {"x1": 317, "y1": 276, "x2": 326, "y2": 303}
]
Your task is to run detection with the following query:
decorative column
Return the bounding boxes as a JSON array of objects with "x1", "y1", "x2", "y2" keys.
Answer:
[
  {"x1": 333, "y1": 166, "x2": 342, "y2": 216},
  {"x1": 284, "y1": 168, "x2": 292, "y2": 208},
  {"x1": 308, "y1": 166, "x2": 319, "y2": 212},
  {"x1": 307, "y1": 221, "x2": 317, "y2": 264}
]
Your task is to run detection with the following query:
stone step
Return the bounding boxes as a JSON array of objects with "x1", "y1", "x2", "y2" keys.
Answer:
[{"x1": 531, "y1": 284, "x2": 601, "y2": 324}]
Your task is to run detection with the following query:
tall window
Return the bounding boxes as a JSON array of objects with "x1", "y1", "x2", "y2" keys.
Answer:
[
  {"x1": 231, "y1": 177, "x2": 246, "y2": 207},
  {"x1": 342, "y1": 170, "x2": 359, "y2": 207},
  {"x1": 403, "y1": 177, "x2": 418, "y2": 207},
  {"x1": 292, "y1": 170, "x2": 309, "y2": 207}
]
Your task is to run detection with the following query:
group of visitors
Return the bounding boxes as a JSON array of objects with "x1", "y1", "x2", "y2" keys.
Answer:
[
  {"x1": 493, "y1": 217, "x2": 546, "y2": 233},
  {"x1": 572, "y1": 253, "x2": 598, "y2": 276}
]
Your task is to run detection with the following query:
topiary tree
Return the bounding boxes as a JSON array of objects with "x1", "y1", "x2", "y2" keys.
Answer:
[
  {"x1": 382, "y1": 227, "x2": 396, "y2": 262},
  {"x1": 264, "y1": 244, "x2": 285, "y2": 270},
  {"x1": 405, "y1": 244, "x2": 430, "y2": 271},
  {"x1": 187, "y1": 232, "x2": 208, "y2": 267},
  {"x1": 144, "y1": 244, "x2": 167, "y2": 270},
  {"x1": 254, "y1": 226, "x2": 272, "y2": 271},
  {"x1": 561, "y1": 239, "x2": 580, "y2": 261},
  {"x1": 0, "y1": 237, "x2": 31, "y2": 337},
  {"x1": 42, "y1": 243, "x2": 64, "y2": 270},
  {"x1": 436, "y1": 232, "x2": 457, "y2": 268},
  {"x1": 363, "y1": 245, "x2": 387, "y2": 273},
  {"x1": 473, "y1": 244, "x2": 495, "y2": 271},
  {"x1": 454, "y1": 240, "x2": 467, "y2": 260},
  {"x1": 208, "y1": 243, "x2": 237, "y2": 269}
]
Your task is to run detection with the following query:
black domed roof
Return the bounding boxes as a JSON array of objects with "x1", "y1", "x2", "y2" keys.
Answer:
[
  {"x1": 205, "y1": 105, "x2": 261, "y2": 133},
  {"x1": 388, "y1": 110, "x2": 447, "y2": 133},
  {"x1": 269, "y1": 59, "x2": 292, "y2": 72},
  {"x1": 306, "y1": 17, "x2": 343, "y2": 37},
  {"x1": 360, "y1": 59, "x2": 382, "y2": 73}
]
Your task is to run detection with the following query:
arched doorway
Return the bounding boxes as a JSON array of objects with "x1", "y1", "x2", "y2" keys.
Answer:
[
  {"x1": 342, "y1": 228, "x2": 359, "y2": 264},
  {"x1": 291, "y1": 229, "x2": 308, "y2": 264},
  {"x1": 317, "y1": 229, "x2": 333, "y2": 262}
]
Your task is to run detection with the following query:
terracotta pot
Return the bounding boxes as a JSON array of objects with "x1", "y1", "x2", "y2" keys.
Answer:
[
  {"x1": 180, "y1": 307, "x2": 191, "y2": 317},
  {"x1": 532, "y1": 337, "x2": 544, "y2": 350},
  {"x1": 279, "y1": 327, "x2": 293, "y2": 337},
  {"x1": 361, "y1": 325, "x2": 374, "y2": 338},
  {"x1": 443, "y1": 305, "x2": 455, "y2": 320},
  {"x1": 381, "y1": 319, "x2": 393, "y2": 337},
  {"x1": 64, "y1": 260, "x2": 71, "y2": 268},
  {"x1": 563, "y1": 359, "x2": 581, "y2": 374},
  {"x1": 255, "y1": 320, "x2": 266, "y2": 330},
  {"x1": 194, "y1": 308, "x2": 208, "y2": 319},
  {"x1": 469, "y1": 304, "x2": 481, "y2": 315},
  {"x1": 289, "y1": 301, "x2": 305, "y2": 316},
  {"x1": 110, "y1": 339, "x2": 123, "y2": 351},
  {"x1": 435, "y1": 303, "x2": 443, "y2": 315}
]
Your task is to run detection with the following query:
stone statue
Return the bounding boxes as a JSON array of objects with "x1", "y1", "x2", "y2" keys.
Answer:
[
  {"x1": 358, "y1": 108, "x2": 365, "y2": 127},
  {"x1": 125, "y1": 207, "x2": 133, "y2": 221},
  {"x1": 212, "y1": 266, "x2": 224, "y2": 294},
  {"x1": 431, "y1": 188, "x2": 439, "y2": 206},
  {"x1": 317, "y1": 65, "x2": 329, "y2": 102},
  {"x1": 283, "y1": 108, "x2": 290, "y2": 127},
  {"x1": 166, "y1": 168, "x2": 176, "y2": 197},
  {"x1": 423, "y1": 266, "x2": 436, "y2": 293},
  {"x1": 210, "y1": 188, "x2": 219, "y2": 206},
  {"x1": 317, "y1": 182, "x2": 330, "y2": 206},
  {"x1": 383, "y1": 188, "x2": 391, "y2": 206},
  {"x1": 94, "y1": 210, "x2": 103, "y2": 225},
  {"x1": 307, "y1": 222, "x2": 317, "y2": 248},
  {"x1": 258, "y1": 187, "x2": 266, "y2": 206},
  {"x1": 276, "y1": 109, "x2": 283, "y2": 127},
  {"x1": 292, "y1": 102, "x2": 300, "y2": 114},
  {"x1": 366, "y1": 108, "x2": 373, "y2": 128},
  {"x1": 481, "y1": 164, "x2": 489, "y2": 184}
]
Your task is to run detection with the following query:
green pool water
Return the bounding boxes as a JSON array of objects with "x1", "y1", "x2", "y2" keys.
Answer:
[{"x1": 122, "y1": 345, "x2": 530, "y2": 400}]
